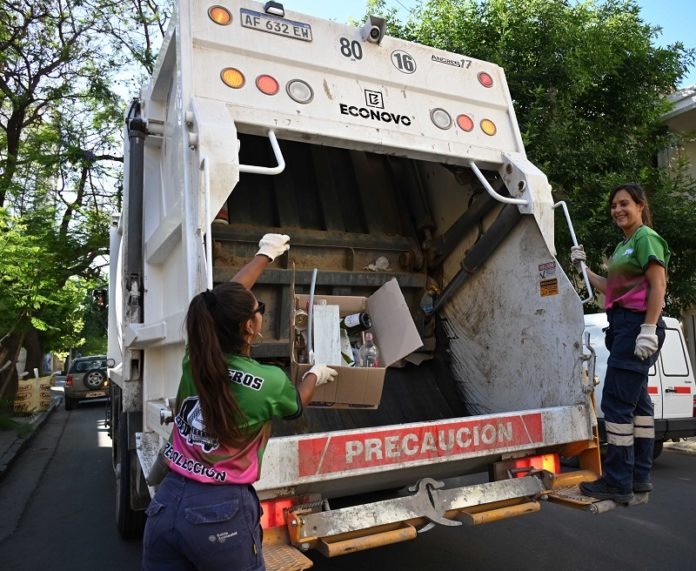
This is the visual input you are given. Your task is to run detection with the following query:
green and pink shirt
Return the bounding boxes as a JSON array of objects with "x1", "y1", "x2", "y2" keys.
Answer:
[
  {"x1": 165, "y1": 354, "x2": 301, "y2": 485},
  {"x1": 605, "y1": 225, "x2": 669, "y2": 312}
]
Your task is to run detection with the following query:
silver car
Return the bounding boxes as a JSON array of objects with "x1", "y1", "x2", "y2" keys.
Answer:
[{"x1": 64, "y1": 355, "x2": 110, "y2": 410}]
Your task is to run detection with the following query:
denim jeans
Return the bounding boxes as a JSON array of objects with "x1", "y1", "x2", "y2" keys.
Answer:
[{"x1": 142, "y1": 472, "x2": 264, "y2": 571}]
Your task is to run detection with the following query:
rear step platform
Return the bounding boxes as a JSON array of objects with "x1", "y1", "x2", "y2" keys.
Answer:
[
  {"x1": 263, "y1": 544, "x2": 313, "y2": 571},
  {"x1": 547, "y1": 485, "x2": 650, "y2": 513}
]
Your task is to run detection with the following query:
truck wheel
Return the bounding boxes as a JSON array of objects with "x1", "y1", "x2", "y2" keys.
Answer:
[
  {"x1": 64, "y1": 395, "x2": 77, "y2": 411},
  {"x1": 653, "y1": 439, "x2": 664, "y2": 460},
  {"x1": 115, "y1": 414, "x2": 146, "y2": 539}
]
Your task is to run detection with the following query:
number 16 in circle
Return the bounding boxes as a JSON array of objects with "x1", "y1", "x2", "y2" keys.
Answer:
[{"x1": 391, "y1": 50, "x2": 416, "y2": 74}]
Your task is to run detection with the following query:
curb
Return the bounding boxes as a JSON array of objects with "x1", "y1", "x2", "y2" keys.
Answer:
[
  {"x1": 664, "y1": 438, "x2": 696, "y2": 455},
  {"x1": 0, "y1": 395, "x2": 62, "y2": 481}
]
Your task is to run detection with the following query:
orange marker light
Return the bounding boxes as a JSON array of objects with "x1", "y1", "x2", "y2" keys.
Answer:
[
  {"x1": 478, "y1": 71, "x2": 494, "y2": 88},
  {"x1": 456, "y1": 114, "x2": 474, "y2": 132},
  {"x1": 208, "y1": 6, "x2": 232, "y2": 25},
  {"x1": 220, "y1": 68, "x2": 245, "y2": 89},
  {"x1": 256, "y1": 74, "x2": 279, "y2": 96},
  {"x1": 480, "y1": 119, "x2": 497, "y2": 136}
]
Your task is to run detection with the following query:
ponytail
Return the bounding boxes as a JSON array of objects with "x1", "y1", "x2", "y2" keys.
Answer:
[{"x1": 185, "y1": 283, "x2": 256, "y2": 446}]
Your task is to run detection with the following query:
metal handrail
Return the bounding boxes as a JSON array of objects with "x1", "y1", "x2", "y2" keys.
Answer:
[
  {"x1": 201, "y1": 157, "x2": 213, "y2": 289},
  {"x1": 553, "y1": 201, "x2": 594, "y2": 304},
  {"x1": 239, "y1": 130, "x2": 286, "y2": 175},
  {"x1": 467, "y1": 159, "x2": 528, "y2": 206}
]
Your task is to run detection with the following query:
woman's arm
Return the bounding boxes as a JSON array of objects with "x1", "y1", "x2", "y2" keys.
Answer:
[
  {"x1": 644, "y1": 262, "x2": 667, "y2": 325},
  {"x1": 231, "y1": 255, "x2": 270, "y2": 289},
  {"x1": 585, "y1": 268, "x2": 607, "y2": 294}
]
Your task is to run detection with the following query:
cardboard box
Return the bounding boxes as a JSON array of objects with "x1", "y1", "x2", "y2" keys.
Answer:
[{"x1": 291, "y1": 278, "x2": 423, "y2": 408}]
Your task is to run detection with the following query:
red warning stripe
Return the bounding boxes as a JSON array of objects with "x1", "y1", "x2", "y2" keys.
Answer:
[
  {"x1": 672, "y1": 386, "x2": 692, "y2": 394},
  {"x1": 648, "y1": 386, "x2": 658, "y2": 394}
]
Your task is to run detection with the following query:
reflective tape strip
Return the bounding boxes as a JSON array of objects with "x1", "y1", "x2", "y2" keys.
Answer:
[
  {"x1": 648, "y1": 386, "x2": 658, "y2": 394},
  {"x1": 634, "y1": 415, "x2": 654, "y2": 427},
  {"x1": 673, "y1": 386, "x2": 692, "y2": 394},
  {"x1": 634, "y1": 427, "x2": 655, "y2": 438},
  {"x1": 607, "y1": 432, "x2": 634, "y2": 446},
  {"x1": 605, "y1": 421, "x2": 633, "y2": 435}
]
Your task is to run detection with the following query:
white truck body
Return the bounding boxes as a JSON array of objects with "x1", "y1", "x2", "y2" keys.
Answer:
[{"x1": 108, "y1": 0, "x2": 603, "y2": 563}]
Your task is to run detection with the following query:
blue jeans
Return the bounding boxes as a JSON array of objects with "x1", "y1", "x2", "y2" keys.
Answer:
[{"x1": 142, "y1": 473, "x2": 265, "y2": 571}]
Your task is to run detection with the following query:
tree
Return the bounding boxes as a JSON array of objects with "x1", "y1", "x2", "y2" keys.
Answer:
[
  {"x1": 378, "y1": 0, "x2": 696, "y2": 313},
  {"x1": 0, "y1": 0, "x2": 171, "y2": 402}
]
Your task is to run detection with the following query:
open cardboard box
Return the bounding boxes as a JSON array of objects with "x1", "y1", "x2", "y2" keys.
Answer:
[{"x1": 291, "y1": 278, "x2": 423, "y2": 408}]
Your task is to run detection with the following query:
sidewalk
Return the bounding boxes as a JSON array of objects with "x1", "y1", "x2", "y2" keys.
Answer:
[
  {"x1": 664, "y1": 437, "x2": 696, "y2": 455},
  {"x1": 0, "y1": 390, "x2": 63, "y2": 481}
]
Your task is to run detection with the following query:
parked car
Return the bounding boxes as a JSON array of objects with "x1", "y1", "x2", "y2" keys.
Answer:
[{"x1": 64, "y1": 355, "x2": 111, "y2": 410}]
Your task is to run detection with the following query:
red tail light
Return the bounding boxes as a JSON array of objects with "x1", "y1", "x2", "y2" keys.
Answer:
[
  {"x1": 260, "y1": 498, "x2": 297, "y2": 529},
  {"x1": 66, "y1": 374, "x2": 74, "y2": 387},
  {"x1": 511, "y1": 453, "x2": 560, "y2": 477}
]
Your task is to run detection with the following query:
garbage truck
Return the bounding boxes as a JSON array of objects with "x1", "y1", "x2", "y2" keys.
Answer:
[{"x1": 108, "y1": 0, "x2": 612, "y2": 567}]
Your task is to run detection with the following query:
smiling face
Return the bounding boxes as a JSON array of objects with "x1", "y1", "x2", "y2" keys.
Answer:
[{"x1": 610, "y1": 189, "x2": 644, "y2": 238}]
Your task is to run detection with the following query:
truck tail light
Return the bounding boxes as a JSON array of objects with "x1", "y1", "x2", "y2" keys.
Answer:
[
  {"x1": 286, "y1": 79, "x2": 313, "y2": 103},
  {"x1": 456, "y1": 114, "x2": 474, "y2": 132},
  {"x1": 260, "y1": 498, "x2": 298, "y2": 529},
  {"x1": 66, "y1": 374, "x2": 73, "y2": 387},
  {"x1": 478, "y1": 71, "x2": 494, "y2": 88},
  {"x1": 256, "y1": 74, "x2": 279, "y2": 96},
  {"x1": 480, "y1": 118, "x2": 497, "y2": 136},
  {"x1": 430, "y1": 108, "x2": 452, "y2": 130},
  {"x1": 208, "y1": 6, "x2": 232, "y2": 26},
  {"x1": 693, "y1": 394, "x2": 696, "y2": 417},
  {"x1": 220, "y1": 68, "x2": 245, "y2": 89},
  {"x1": 511, "y1": 453, "x2": 560, "y2": 477}
]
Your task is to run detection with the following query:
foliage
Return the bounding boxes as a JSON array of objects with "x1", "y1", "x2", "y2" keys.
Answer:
[{"x1": 377, "y1": 0, "x2": 696, "y2": 314}]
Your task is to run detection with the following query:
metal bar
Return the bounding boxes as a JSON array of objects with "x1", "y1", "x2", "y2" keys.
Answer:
[
  {"x1": 214, "y1": 268, "x2": 427, "y2": 288},
  {"x1": 294, "y1": 476, "x2": 544, "y2": 539},
  {"x1": 239, "y1": 130, "x2": 286, "y2": 175},
  {"x1": 553, "y1": 201, "x2": 594, "y2": 304},
  {"x1": 201, "y1": 157, "x2": 213, "y2": 289},
  {"x1": 468, "y1": 160, "x2": 528, "y2": 206}
]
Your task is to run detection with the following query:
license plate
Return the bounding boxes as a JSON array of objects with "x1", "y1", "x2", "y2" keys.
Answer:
[
  {"x1": 240, "y1": 8, "x2": 312, "y2": 42},
  {"x1": 85, "y1": 391, "x2": 107, "y2": 398}
]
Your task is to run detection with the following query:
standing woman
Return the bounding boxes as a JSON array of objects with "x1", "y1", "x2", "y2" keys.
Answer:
[
  {"x1": 142, "y1": 233, "x2": 337, "y2": 570},
  {"x1": 572, "y1": 183, "x2": 669, "y2": 503}
]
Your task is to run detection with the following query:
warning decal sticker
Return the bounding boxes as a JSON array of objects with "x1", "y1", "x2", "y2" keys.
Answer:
[{"x1": 298, "y1": 412, "x2": 544, "y2": 477}]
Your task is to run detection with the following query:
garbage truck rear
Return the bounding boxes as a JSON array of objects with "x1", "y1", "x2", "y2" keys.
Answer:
[{"x1": 107, "y1": 1, "x2": 606, "y2": 566}]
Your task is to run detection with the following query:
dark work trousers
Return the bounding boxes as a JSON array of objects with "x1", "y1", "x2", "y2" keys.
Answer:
[
  {"x1": 602, "y1": 308, "x2": 665, "y2": 492},
  {"x1": 142, "y1": 472, "x2": 265, "y2": 571}
]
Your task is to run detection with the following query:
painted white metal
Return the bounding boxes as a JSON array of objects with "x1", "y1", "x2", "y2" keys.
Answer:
[
  {"x1": 238, "y1": 130, "x2": 286, "y2": 175},
  {"x1": 468, "y1": 159, "x2": 528, "y2": 206}
]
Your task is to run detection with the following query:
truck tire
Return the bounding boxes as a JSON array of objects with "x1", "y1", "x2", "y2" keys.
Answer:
[
  {"x1": 653, "y1": 439, "x2": 664, "y2": 460},
  {"x1": 116, "y1": 413, "x2": 146, "y2": 539}
]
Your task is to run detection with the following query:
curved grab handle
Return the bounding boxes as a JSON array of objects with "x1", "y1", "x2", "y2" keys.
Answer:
[
  {"x1": 239, "y1": 130, "x2": 286, "y2": 175},
  {"x1": 553, "y1": 201, "x2": 594, "y2": 304},
  {"x1": 467, "y1": 160, "x2": 528, "y2": 206}
]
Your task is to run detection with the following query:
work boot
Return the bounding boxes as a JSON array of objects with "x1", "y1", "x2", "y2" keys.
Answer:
[
  {"x1": 580, "y1": 478, "x2": 634, "y2": 503},
  {"x1": 633, "y1": 481, "x2": 653, "y2": 493}
]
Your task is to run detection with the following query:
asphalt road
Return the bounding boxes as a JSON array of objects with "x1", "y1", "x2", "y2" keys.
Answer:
[{"x1": 1, "y1": 403, "x2": 695, "y2": 570}]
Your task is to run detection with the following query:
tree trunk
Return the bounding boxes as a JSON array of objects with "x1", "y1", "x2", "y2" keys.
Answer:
[{"x1": 0, "y1": 330, "x2": 25, "y2": 405}]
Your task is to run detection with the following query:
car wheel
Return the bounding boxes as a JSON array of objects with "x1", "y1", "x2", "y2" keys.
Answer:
[
  {"x1": 653, "y1": 439, "x2": 664, "y2": 460},
  {"x1": 116, "y1": 413, "x2": 146, "y2": 539},
  {"x1": 84, "y1": 368, "x2": 107, "y2": 390},
  {"x1": 64, "y1": 395, "x2": 78, "y2": 411}
]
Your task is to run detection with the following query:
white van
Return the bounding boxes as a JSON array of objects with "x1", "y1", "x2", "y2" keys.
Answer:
[{"x1": 585, "y1": 313, "x2": 696, "y2": 457}]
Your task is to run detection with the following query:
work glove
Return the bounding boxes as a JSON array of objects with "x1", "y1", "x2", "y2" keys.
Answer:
[
  {"x1": 570, "y1": 244, "x2": 587, "y2": 272},
  {"x1": 634, "y1": 324, "x2": 659, "y2": 360},
  {"x1": 303, "y1": 364, "x2": 338, "y2": 386},
  {"x1": 257, "y1": 233, "x2": 290, "y2": 261}
]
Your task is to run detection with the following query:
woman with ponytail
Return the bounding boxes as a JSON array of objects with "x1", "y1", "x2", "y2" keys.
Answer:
[{"x1": 143, "y1": 233, "x2": 337, "y2": 570}]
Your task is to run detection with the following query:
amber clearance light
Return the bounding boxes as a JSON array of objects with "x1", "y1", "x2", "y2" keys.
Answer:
[
  {"x1": 480, "y1": 118, "x2": 497, "y2": 136},
  {"x1": 220, "y1": 67, "x2": 245, "y2": 89},
  {"x1": 208, "y1": 6, "x2": 232, "y2": 25}
]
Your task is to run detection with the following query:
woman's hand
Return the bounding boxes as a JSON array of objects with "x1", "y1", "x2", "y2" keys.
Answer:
[{"x1": 257, "y1": 233, "x2": 290, "y2": 261}]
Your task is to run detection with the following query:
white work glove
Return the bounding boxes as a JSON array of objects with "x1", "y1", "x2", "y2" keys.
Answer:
[
  {"x1": 257, "y1": 233, "x2": 290, "y2": 261},
  {"x1": 570, "y1": 244, "x2": 587, "y2": 272},
  {"x1": 303, "y1": 364, "x2": 338, "y2": 386},
  {"x1": 634, "y1": 324, "x2": 659, "y2": 360}
]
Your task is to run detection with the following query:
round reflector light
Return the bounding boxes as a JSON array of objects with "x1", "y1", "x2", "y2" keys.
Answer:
[
  {"x1": 478, "y1": 72, "x2": 494, "y2": 88},
  {"x1": 480, "y1": 119, "x2": 497, "y2": 136},
  {"x1": 208, "y1": 6, "x2": 232, "y2": 26},
  {"x1": 456, "y1": 114, "x2": 474, "y2": 132},
  {"x1": 430, "y1": 108, "x2": 452, "y2": 130},
  {"x1": 220, "y1": 68, "x2": 245, "y2": 89},
  {"x1": 256, "y1": 74, "x2": 279, "y2": 96},
  {"x1": 286, "y1": 79, "x2": 313, "y2": 104}
]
